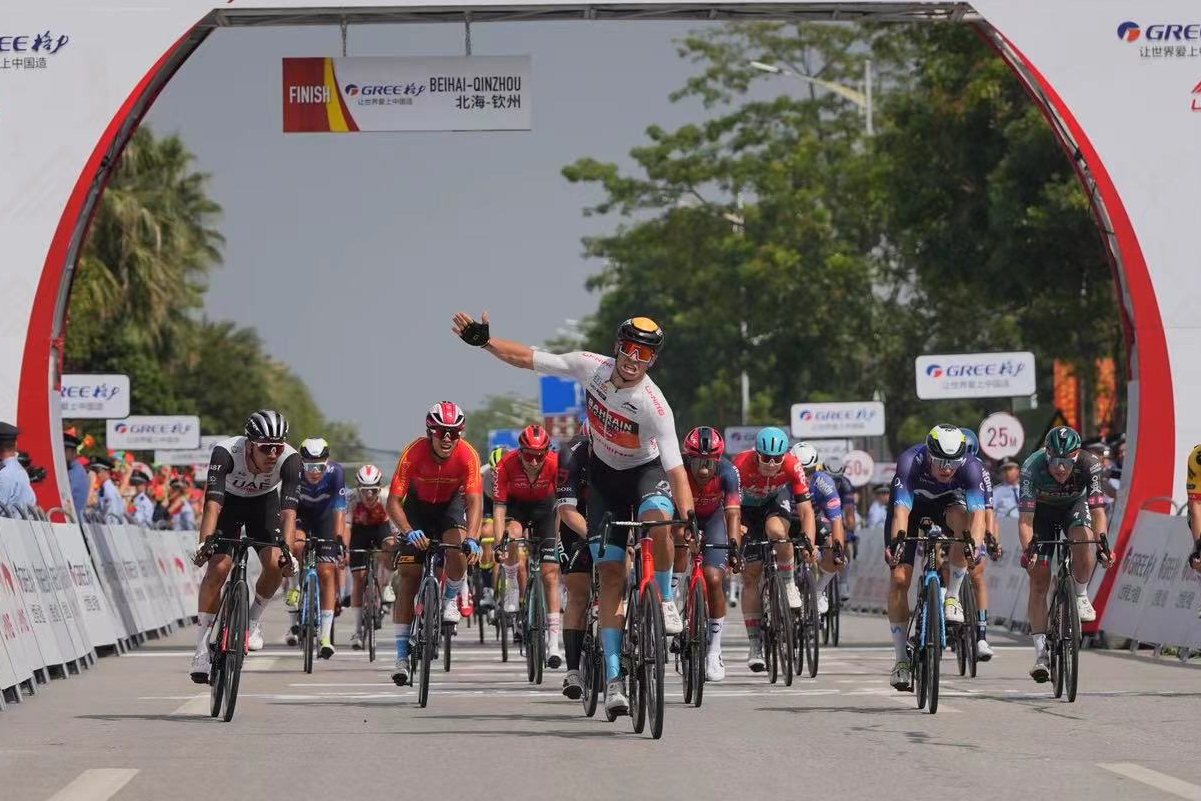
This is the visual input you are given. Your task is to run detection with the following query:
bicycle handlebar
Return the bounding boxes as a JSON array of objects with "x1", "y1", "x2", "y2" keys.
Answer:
[{"x1": 598, "y1": 510, "x2": 698, "y2": 559}]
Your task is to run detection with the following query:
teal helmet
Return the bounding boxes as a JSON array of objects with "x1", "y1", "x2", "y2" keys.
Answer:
[
  {"x1": 1044, "y1": 426, "x2": 1082, "y2": 458},
  {"x1": 755, "y1": 427, "x2": 790, "y2": 458}
]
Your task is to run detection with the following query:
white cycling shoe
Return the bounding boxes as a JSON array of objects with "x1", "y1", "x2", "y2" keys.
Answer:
[
  {"x1": 944, "y1": 597, "x2": 965, "y2": 624},
  {"x1": 785, "y1": 581, "x2": 803, "y2": 610},
  {"x1": 817, "y1": 593, "x2": 830, "y2": 616},
  {"x1": 247, "y1": 620, "x2": 264, "y2": 652},
  {"x1": 705, "y1": 652, "x2": 726, "y2": 681},
  {"x1": 189, "y1": 651, "x2": 210, "y2": 684},
  {"x1": 662, "y1": 601, "x2": 684, "y2": 635},
  {"x1": 604, "y1": 679, "x2": 629, "y2": 716},
  {"x1": 1076, "y1": 595, "x2": 1097, "y2": 623},
  {"x1": 977, "y1": 640, "x2": 995, "y2": 661},
  {"x1": 381, "y1": 584, "x2": 397, "y2": 604}
]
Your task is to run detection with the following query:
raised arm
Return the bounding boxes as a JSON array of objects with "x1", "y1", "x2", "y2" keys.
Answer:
[{"x1": 452, "y1": 311, "x2": 534, "y2": 369}]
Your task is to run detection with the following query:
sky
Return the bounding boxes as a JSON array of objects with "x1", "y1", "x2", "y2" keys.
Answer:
[{"x1": 144, "y1": 20, "x2": 736, "y2": 451}]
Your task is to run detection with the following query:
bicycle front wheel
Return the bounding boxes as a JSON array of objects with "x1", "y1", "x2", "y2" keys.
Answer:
[
  {"x1": 627, "y1": 586, "x2": 646, "y2": 733},
  {"x1": 641, "y1": 584, "x2": 667, "y2": 739},
  {"x1": 302, "y1": 575, "x2": 318, "y2": 675},
  {"x1": 418, "y1": 579, "x2": 439, "y2": 708},
  {"x1": 208, "y1": 595, "x2": 230, "y2": 718},
  {"x1": 962, "y1": 577, "x2": 979, "y2": 679},
  {"x1": 582, "y1": 625, "x2": 601, "y2": 717},
  {"x1": 221, "y1": 580, "x2": 249, "y2": 722},
  {"x1": 366, "y1": 578, "x2": 378, "y2": 663},
  {"x1": 925, "y1": 579, "x2": 942, "y2": 715},
  {"x1": 772, "y1": 576, "x2": 794, "y2": 687},
  {"x1": 829, "y1": 573, "x2": 841, "y2": 647},
  {"x1": 1062, "y1": 579, "x2": 1080, "y2": 702},
  {"x1": 527, "y1": 577, "x2": 546, "y2": 685},
  {"x1": 802, "y1": 569, "x2": 820, "y2": 678},
  {"x1": 763, "y1": 582, "x2": 778, "y2": 685},
  {"x1": 687, "y1": 580, "x2": 707, "y2": 707}
]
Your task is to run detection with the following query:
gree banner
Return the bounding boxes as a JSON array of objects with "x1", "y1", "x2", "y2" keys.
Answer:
[{"x1": 282, "y1": 55, "x2": 531, "y2": 133}]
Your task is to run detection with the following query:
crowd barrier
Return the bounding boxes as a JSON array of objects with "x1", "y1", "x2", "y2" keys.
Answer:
[
  {"x1": 1097, "y1": 509, "x2": 1201, "y2": 655},
  {"x1": 0, "y1": 505, "x2": 201, "y2": 710},
  {"x1": 844, "y1": 520, "x2": 1034, "y2": 629}
]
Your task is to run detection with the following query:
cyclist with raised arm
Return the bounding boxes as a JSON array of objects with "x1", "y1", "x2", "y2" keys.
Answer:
[
  {"x1": 387, "y1": 402, "x2": 484, "y2": 687},
  {"x1": 960, "y1": 428, "x2": 998, "y2": 662},
  {"x1": 732, "y1": 427, "x2": 817, "y2": 672},
  {"x1": 189, "y1": 410, "x2": 301, "y2": 682},
  {"x1": 452, "y1": 312, "x2": 694, "y2": 716},
  {"x1": 291, "y1": 437, "x2": 348, "y2": 659},
  {"x1": 884, "y1": 425, "x2": 987, "y2": 691},
  {"x1": 792, "y1": 442, "x2": 845, "y2": 618},
  {"x1": 494, "y1": 424, "x2": 564, "y2": 668},
  {"x1": 677, "y1": 427, "x2": 742, "y2": 681},
  {"x1": 556, "y1": 420, "x2": 592, "y2": 698},
  {"x1": 1018, "y1": 426, "x2": 1109, "y2": 682},
  {"x1": 347, "y1": 465, "x2": 395, "y2": 651}
]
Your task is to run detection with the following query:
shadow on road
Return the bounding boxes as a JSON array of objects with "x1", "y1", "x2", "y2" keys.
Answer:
[{"x1": 75, "y1": 714, "x2": 211, "y2": 723}]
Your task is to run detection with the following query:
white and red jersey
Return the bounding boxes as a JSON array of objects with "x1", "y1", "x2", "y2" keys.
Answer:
[{"x1": 532, "y1": 350, "x2": 682, "y2": 472}]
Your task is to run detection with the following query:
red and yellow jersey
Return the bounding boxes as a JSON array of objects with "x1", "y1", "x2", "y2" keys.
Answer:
[
  {"x1": 1186, "y1": 444, "x2": 1201, "y2": 501},
  {"x1": 731, "y1": 450, "x2": 810, "y2": 506},
  {"x1": 495, "y1": 449, "x2": 559, "y2": 504},
  {"x1": 390, "y1": 438, "x2": 481, "y2": 505}
]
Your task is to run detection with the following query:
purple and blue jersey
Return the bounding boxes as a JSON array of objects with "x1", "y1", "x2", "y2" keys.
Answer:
[
  {"x1": 297, "y1": 461, "x2": 348, "y2": 515},
  {"x1": 891, "y1": 445, "x2": 987, "y2": 513}
]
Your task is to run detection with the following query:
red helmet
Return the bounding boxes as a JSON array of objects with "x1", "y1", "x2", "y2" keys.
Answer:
[
  {"x1": 426, "y1": 401, "x2": 465, "y2": 430},
  {"x1": 518, "y1": 424, "x2": 551, "y2": 451},
  {"x1": 683, "y1": 426, "x2": 725, "y2": 458}
]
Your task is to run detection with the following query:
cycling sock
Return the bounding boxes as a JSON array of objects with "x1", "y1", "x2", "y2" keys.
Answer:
[
  {"x1": 1074, "y1": 581, "x2": 1089, "y2": 597},
  {"x1": 249, "y1": 594, "x2": 270, "y2": 623},
  {"x1": 547, "y1": 612, "x2": 562, "y2": 646},
  {"x1": 1032, "y1": 632, "x2": 1047, "y2": 657},
  {"x1": 564, "y1": 628, "x2": 583, "y2": 670},
  {"x1": 601, "y1": 628, "x2": 623, "y2": 682},
  {"x1": 319, "y1": 610, "x2": 334, "y2": 642},
  {"x1": 444, "y1": 577, "x2": 465, "y2": 601},
  {"x1": 778, "y1": 563, "x2": 794, "y2": 583},
  {"x1": 890, "y1": 624, "x2": 907, "y2": 662},
  {"x1": 395, "y1": 623, "x2": 412, "y2": 659},
  {"x1": 670, "y1": 574, "x2": 681, "y2": 596},
  {"x1": 355, "y1": 606, "x2": 364, "y2": 631},
  {"x1": 708, "y1": 617, "x2": 725, "y2": 655},
  {"x1": 479, "y1": 569, "x2": 493, "y2": 589},
  {"x1": 504, "y1": 564, "x2": 519, "y2": 585},
  {"x1": 655, "y1": 570, "x2": 673, "y2": 599},
  {"x1": 977, "y1": 609, "x2": 988, "y2": 641},
  {"x1": 947, "y1": 567, "x2": 967, "y2": 599},
  {"x1": 816, "y1": 569, "x2": 836, "y2": 594},
  {"x1": 195, "y1": 613, "x2": 216, "y2": 654},
  {"x1": 745, "y1": 615, "x2": 761, "y2": 646}
]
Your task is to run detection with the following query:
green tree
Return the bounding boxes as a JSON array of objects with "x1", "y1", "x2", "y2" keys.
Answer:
[{"x1": 463, "y1": 394, "x2": 542, "y2": 458}]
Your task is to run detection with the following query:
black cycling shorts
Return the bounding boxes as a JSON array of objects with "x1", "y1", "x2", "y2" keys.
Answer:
[
  {"x1": 1032, "y1": 497, "x2": 1094, "y2": 557},
  {"x1": 559, "y1": 521, "x2": 593, "y2": 575},
  {"x1": 500, "y1": 496, "x2": 558, "y2": 563},
  {"x1": 395, "y1": 495, "x2": 467, "y2": 565},
  {"x1": 741, "y1": 488, "x2": 792, "y2": 564},
  {"x1": 349, "y1": 522, "x2": 391, "y2": 571},
  {"x1": 585, "y1": 456, "x2": 674, "y2": 556},
  {"x1": 883, "y1": 494, "x2": 961, "y2": 568},
  {"x1": 297, "y1": 505, "x2": 341, "y2": 564},
  {"x1": 213, "y1": 492, "x2": 283, "y2": 556}
]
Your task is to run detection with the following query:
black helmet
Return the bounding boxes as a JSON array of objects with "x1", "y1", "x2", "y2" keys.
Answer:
[
  {"x1": 245, "y1": 409, "x2": 289, "y2": 443},
  {"x1": 616, "y1": 317, "x2": 665, "y2": 349}
]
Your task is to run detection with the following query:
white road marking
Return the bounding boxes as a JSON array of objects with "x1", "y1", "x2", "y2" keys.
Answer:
[
  {"x1": 169, "y1": 695, "x2": 210, "y2": 716},
  {"x1": 1098, "y1": 763, "x2": 1201, "y2": 800},
  {"x1": 243, "y1": 658, "x2": 279, "y2": 672},
  {"x1": 45, "y1": 769, "x2": 139, "y2": 801}
]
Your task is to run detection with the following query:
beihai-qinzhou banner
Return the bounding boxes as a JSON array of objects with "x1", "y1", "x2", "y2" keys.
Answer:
[{"x1": 282, "y1": 56, "x2": 531, "y2": 133}]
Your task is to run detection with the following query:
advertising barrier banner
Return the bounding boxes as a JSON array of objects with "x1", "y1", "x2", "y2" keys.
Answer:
[
  {"x1": 282, "y1": 56, "x2": 532, "y2": 133},
  {"x1": 0, "y1": 518, "x2": 64, "y2": 673},
  {"x1": 53, "y1": 522, "x2": 119, "y2": 648}
]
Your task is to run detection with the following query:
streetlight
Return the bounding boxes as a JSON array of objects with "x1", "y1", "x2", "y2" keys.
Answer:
[{"x1": 748, "y1": 59, "x2": 874, "y2": 136}]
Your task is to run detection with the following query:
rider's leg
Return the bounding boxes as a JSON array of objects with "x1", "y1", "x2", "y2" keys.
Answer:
[{"x1": 195, "y1": 556, "x2": 233, "y2": 658}]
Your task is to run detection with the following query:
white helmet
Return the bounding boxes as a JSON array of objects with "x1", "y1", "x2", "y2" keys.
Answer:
[
  {"x1": 791, "y1": 441, "x2": 820, "y2": 470},
  {"x1": 823, "y1": 453, "x2": 845, "y2": 475},
  {"x1": 299, "y1": 437, "x2": 330, "y2": 460},
  {"x1": 356, "y1": 464, "x2": 382, "y2": 488}
]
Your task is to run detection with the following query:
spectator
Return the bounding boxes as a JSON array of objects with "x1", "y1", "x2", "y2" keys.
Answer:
[
  {"x1": 88, "y1": 456, "x2": 125, "y2": 521},
  {"x1": 128, "y1": 470, "x2": 156, "y2": 527},
  {"x1": 992, "y1": 457, "x2": 1022, "y2": 518},
  {"x1": 866, "y1": 484, "x2": 889, "y2": 528},
  {"x1": 168, "y1": 479, "x2": 196, "y2": 530},
  {"x1": 63, "y1": 431, "x2": 91, "y2": 519},
  {"x1": 0, "y1": 422, "x2": 36, "y2": 510}
]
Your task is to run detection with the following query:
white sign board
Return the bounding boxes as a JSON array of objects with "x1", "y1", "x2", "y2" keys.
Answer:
[
  {"x1": 790, "y1": 402, "x2": 885, "y2": 438},
  {"x1": 915, "y1": 352, "x2": 1036, "y2": 400},
  {"x1": 842, "y1": 450, "x2": 876, "y2": 488},
  {"x1": 871, "y1": 461, "x2": 897, "y2": 487},
  {"x1": 106, "y1": 416, "x2": 200, "y2": 450},
  {"x1": 978, "y1": 412, "x2": 1025, "y2": 459},
  {"x1": 154, "y1": 436, "x2": 228, "y2": 466},
  {"x1": 282, "y1": 56, "x2": 531, "y2": 133},
  {"x1": 723, "y1": 426, "x2": 762, "y2": 455},
  {"x1": 810, "y1": 439, "x2": 852, "y2": 462},
  {"x1": 60, "y1": 374, "x2": 129, "y2": 419}
]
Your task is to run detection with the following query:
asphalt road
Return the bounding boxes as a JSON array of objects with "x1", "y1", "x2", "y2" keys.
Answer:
[{"x1": 4, "y1": 604, "x2": 1201, "y2": 801}]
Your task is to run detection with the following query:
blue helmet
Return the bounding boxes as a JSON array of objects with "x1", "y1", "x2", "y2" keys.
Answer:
[
  {"x1": 960, "y1": 427, "x2": 980, "y2": 457},
  {"x1": 755, "y1": 427, "x2": 790, "y2": 457}
]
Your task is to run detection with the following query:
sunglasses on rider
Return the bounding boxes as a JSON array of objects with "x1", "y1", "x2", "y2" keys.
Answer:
[
  {"x1": 303, "y1": 461, "x2": 327, "y2": 473},
  {"x1": 689, "y1": 456, "x2": 719, "y2": 472},
  {"x1": 428, "y1": 426, "x2": 462, "y2": 441},
  {"x1": 1047, "y1": 451, "x2": 1079, "y2": 471},
  {"x1": 252, "y1": 442, "x2": 286, "y2": 456},
  {"x1": 930, "y1": 456, "x2": 965, "y2": 472},
  {"x1": 617, "y1": 341, "x2": 657, "y2": 363},
  {"x1": 520, "y1": 449, "x2": 548, "y2": 463},
  {"x1": 758, "y1": 453, "x2": 785, "y2": 465}
]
